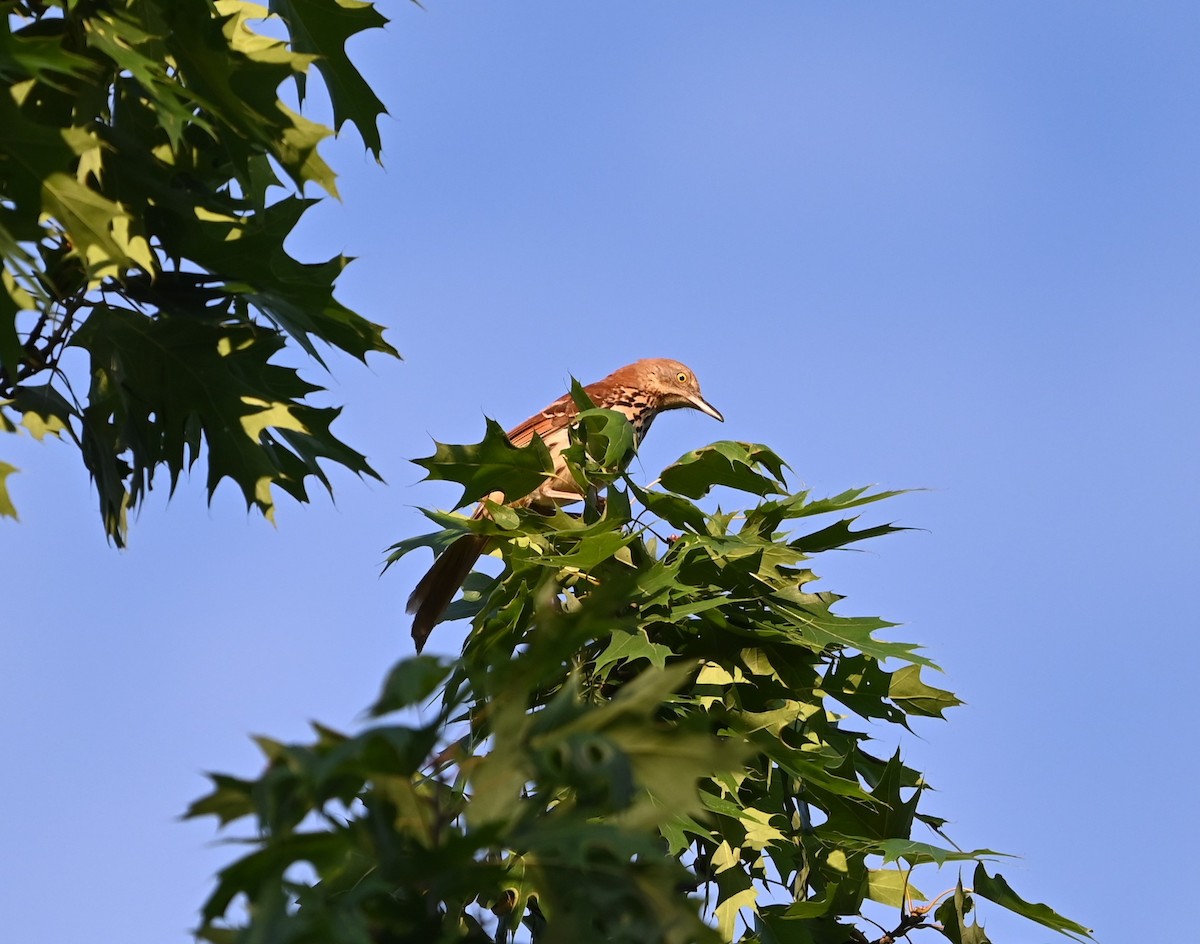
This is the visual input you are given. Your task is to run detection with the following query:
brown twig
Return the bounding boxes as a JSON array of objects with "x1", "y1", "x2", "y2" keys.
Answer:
[
  {"x1": 869, "y1": 910, "x2": 933, "y2": 943},
  {"x1": 0, "y1": 294, "x2": 83, "y2": 398}
]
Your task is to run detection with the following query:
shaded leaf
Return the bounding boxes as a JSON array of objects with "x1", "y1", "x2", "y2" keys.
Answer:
[
  {"x1": 595, "y1": 629, "x2": 673, "y2": 671},
  {"x1": 368, "y1": 656, "x2": 452, "y2": 717},
  {"x1": 268, "y1": 0, "x2": 390, "y2": 157},
  {"x1": 70, "y1": 306, "x2": 377, "y2": 543},
  {"x1": 185, "y1": 773, "x2": 258, "y2": 827},
  {"x1": 7, "y1": 383, "x2": 77, "y2": 441}
]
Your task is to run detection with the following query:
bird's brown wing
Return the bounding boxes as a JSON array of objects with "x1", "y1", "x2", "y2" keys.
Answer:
[{"x1": 502, "y1": 390, "x2": 580, "y2": 447}]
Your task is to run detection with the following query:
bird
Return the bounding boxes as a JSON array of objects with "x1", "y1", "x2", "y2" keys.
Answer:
[{"x1": 407, "y1": 358, "x2": 724, "y2": 651}]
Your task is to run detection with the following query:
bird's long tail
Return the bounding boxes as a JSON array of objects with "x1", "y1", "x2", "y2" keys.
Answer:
[{"x1": 407, "y1": 533, "x2": 489, "y2": 652}]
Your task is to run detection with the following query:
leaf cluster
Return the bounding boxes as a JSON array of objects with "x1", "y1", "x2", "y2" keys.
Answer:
[
  {"x1": 1, "y1": 0, "x2": 400, "y2": 541},
  {"x1": 191, "y1": 433, "x2": 1093, "y2": 943}
]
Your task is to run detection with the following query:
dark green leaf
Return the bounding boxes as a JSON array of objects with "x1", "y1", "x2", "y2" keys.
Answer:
[
  {"x1": 935, "y1": 879, "x2": 991, "y2": 944},
  {"x1": 1, "y1": 0, "x2": 397, "y2": 543},
  {"x1": 7, "y1": 383, "x2": 78, "y2": 441},
  {"x1": 413, "y1": 417, "x2": 555, "y2": 509},
  {"x1": 660, "y1": 441, "x2": 788, "y2": 499},
  {"x1": 973, "y1": 865, "x2": 1095, "y2": 942},
  {"x1": 368, "y1": 656, "x2": 452, "y2": 717},
  {"x1": 165, "y1": 197, "x2": 396, "y2": 364},
  {"x1": 628, "y1": 480, "x2": 709, "y2": 533},
  {"x1": 789, "y1": 517, "x2": 909, "y2": 554},
  {"x1": 185, "y1": 773, "x2": 258, "y2": 826},
  {"x1": 268, "y1": 0, "x2": 390, "y2": 158},
  {"x1": 70, "y1": 306, "x2": 378, "y2": 543}
]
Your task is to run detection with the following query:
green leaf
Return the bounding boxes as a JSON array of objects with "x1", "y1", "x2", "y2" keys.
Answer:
[
  {"x1": 84, "y1": 6, "x2": 216, "y2": 149},
  {"x1": 570, "y1": 407, "x2": 637, "y2": 468},
  {"x1": 2, "y1": 0, "x2": 398, "y2": 547},
  {"x1": 788, "y1": 486, "x2": 914, "y2": 519},
  {"x1": 199, "y1": 433, "x2": 1084, "y2": 942},
  {"x1": 660, "y1": 441, "x2": 788, "y2": 499},
  {"x1": 888, "y1": 665, "x2": 962, "y2": 719},
  {"x1": 41, "y1": 171, "x2": 154, "y2": 280},
  {"x1": 1, "y1": 16, "x2": 100, "y2": 87},
  {"x1": 865, "y1": 868, "x2": 924, "y2": 908},
  {"x1": 0, "y1": 460, "x2": 18, "y2": 520},
  {"x1": 368, "y1": 656, "x2": 452, "y2": 717},
  {"x1": 163, "y1": 0, "x2": 338, "y2": 195},
  {"x1": 769, "y1": 593, "x2": 937, "y2": 668},
  {"x1": 70, "y1": 306, "x2": 378, "y2": 543},
  {"x1": 628, "y1": 480, "x2": 709, "y2": 533},
  {"x1": 714, "y1": 861, "x2": 758, "y2": 940},
  {"x1": 201, "y1": 831, "x2": 350, "y2": 924},
  {"x1": 973, "y1": 865, "x2": 1095, "y2": 942},
  {"x1": 7, "y1": 383, "x2": 77, "y2": 442},
  {"x1": 935, "y1": 879, "x2": 991, "y2": 944},
  {"x1": 268, "y1": 0, "x2": 390, "y2": 157},
  {"x1": 658, "y1": 810, "x2": 710, "y2": 857},
  {"x1": 788, "y1": 517, "x2": 908, "y2": 554},
  {"x1": 166, "y1": 197, "x2": 396, "y2": 364},
  {"x1": 869, "y1": 838, "x2": 1007, "y2": 868},
  {"x1": 595, "y1": 629, "x2": 673, "y2": 671},
  {"x1": 185, "y1": 773, "x2": 258, "y2": 827},
  {"x1": 413, "y1": 417, "x2": 555, "y2": 509}
]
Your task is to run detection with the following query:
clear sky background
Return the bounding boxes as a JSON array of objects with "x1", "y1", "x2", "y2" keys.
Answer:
[{"x1": 4, "y1": 3, "x2": 1198, "y2": 941}]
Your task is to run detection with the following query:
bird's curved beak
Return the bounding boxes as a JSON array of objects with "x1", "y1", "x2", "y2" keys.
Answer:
[{"x1": 689, "y1": 394, "x2": 724, "y2": 423}]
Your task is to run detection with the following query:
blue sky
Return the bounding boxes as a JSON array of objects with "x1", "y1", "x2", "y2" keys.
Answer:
[{"x1": 4, "y1": 3, "x2": 1198, "y2": 941}]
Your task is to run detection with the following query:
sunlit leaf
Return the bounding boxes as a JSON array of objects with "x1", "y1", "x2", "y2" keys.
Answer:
[
  {"x1": 0, "y1": 460, "x2": 18, "y2": 520},
  {"x1": 935, "y1": 879, "x2": 991, "y2": 944},
  {"x1": 865, "y1": 867, "x2": 925, "y2": 907},
  {"x1": 413, "y1": 418, "x2": 555, "y2": 509},
  {"x1": 660, "y1": 440, "x2": 788, "y2": 499},
  {"x1": 973, "y1": 865, "x2": 1095, "y2": 942},
  {"x1": 888, "y1": 664, "x2": 963, "y2": 719}
]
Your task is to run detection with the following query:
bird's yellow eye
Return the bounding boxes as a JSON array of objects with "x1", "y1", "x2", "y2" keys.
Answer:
[{"x1": 676, "y1": 371, "x2": 688, "y2": 384}]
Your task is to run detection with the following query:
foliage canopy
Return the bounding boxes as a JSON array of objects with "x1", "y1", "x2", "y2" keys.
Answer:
[
  {"x1": 0, "y1": 0, "x2": 397, "y2": 543},
  {"x1": 190, "y1": 421, "x2": 1094, "y2": 944}
]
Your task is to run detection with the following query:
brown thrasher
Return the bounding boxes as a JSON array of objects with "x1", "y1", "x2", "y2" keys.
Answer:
[{"x1": 407, "y1": 358, "x2": 723, "y2": 651}]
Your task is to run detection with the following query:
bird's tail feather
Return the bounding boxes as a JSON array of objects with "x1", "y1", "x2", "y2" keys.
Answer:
[{"x1": 407, "y1": 534, "x2": 488, "y2": 652}]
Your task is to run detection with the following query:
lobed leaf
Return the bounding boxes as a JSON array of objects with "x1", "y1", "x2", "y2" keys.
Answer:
[
  {"x1": 659, "y1": 440, "x2": 789, "y2": 499},
  {"x1": 888, "y1": 664, "x2": 963, "y2": 719},
  {"x1": 973, "y1": 865, "x2": 1095, "y2": 942},
  {"x1": 413, "y1": 417, "x2": 555, "y2": 510},
  {"x1": 268, "y1": 0, "x2": 390, "y2": 157},
  {"x1": 70, "y1": 306, "x2": 378, "y2": 543}
]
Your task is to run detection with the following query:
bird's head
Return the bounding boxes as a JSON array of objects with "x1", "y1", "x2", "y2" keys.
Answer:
[{"x1": 621, "y1": 358, "x2": 724, "y2": 422}]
